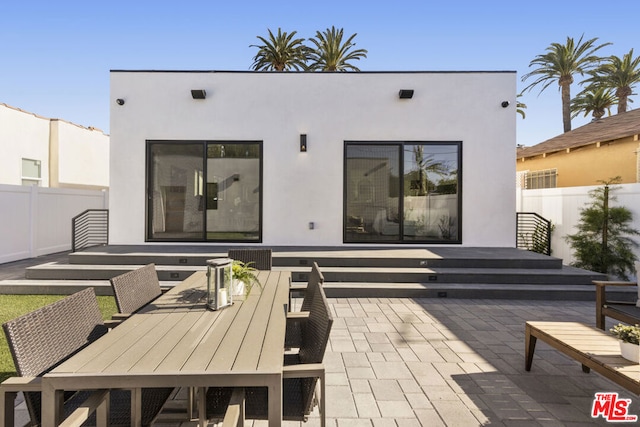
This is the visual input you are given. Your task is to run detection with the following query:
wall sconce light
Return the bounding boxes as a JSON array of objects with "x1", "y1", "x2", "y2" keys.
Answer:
[
  {"x1": 191, "y1": 89, "x2": 207, "y2": 99},
  {"x1": 300, "y1": 134, "x2": 307, "y2": 152},
  {"x1": 399, "y1": 89, "x2": 414, "y2": 99},
  {"x1": 116, "y1": 98, "x2": 125, "y2": 105},
  {"x1": 501, "y1": 101, "x2": 510, "y2": 108}
]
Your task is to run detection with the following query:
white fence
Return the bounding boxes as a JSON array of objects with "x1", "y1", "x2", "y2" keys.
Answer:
[
  {"x1": 517, "y1": 183, "x2": 640, "y2": 266},
  {"x1": 0, "y1": 185, "x2": 109, "y2": 264}
]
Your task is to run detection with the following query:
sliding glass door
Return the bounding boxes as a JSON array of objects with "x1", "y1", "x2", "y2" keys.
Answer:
[
  {"x1": 147, "y1": 141, "x2": 262, "y2": 242},
  {"x1": 344, "y1": 141, "x2": 461, "y2": 243},
  {"x1": 206, "y1": 143, "x2": 261, "y2": 241}
]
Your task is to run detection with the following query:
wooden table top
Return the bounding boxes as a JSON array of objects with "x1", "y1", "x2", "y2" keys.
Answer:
[{"x1": 48, "y1": 270, "x2": 291, "y2": 385}]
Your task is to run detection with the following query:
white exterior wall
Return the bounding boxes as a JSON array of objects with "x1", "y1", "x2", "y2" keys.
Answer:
[
  {"x1": 110, "y1": 71, "x2": 516, "y2": 247},
  {"x1": 517, "y1": 183, "x2": 640, "y2": 265},
  {"x1": 56, "y1": 120, "x2": 110, "y2": 188},
  {"x1": 0, "y1": 104, "x2": 109, "y2": 189},
  {"x1": 0, "y1": 105, "x2": 51, "y2": 186}
]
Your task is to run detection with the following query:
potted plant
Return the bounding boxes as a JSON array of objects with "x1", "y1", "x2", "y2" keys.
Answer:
[
  {"x1": 610, "y1": 323, "x2": 640, "y2": 363},
  {"x1": 231, "y1": 260, "x2": 259, "y2": 297}
]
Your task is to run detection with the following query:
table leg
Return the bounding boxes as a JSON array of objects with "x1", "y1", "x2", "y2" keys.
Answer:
[
  {"x1": 268, "y1": 379, "x2": 282, "y2": 427},
  {"x1": 525, "y1": 324, "x2": 537, "y2": 371},
  {"x1": 198, "y1": 387, "x2": 207, "y2": 427},
  {"x1": 131, "y1": 388, "x2": 142, "y2": 427},
  {"x1": 41, "y1": 381, "x2": 64, "y2": 427}
]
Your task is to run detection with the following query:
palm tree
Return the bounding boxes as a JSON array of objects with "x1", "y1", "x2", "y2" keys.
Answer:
[
  {"x1": 522, "y1": 35, "x2": 611, "y2": 132},
  {"x1": 570, "y1": 86, "x2": 616, "y2": 120},
  {"x1": 516, "y1": 93, "x2": 527, "y2": 119},
  {"x1": 583, "y1": 49, "x2": 640, "y2": 114},
  {"x1": 250, "y1": 28, "x2": 310, "y2": 71},
  {"x1": 307, "y1": 26, "x2": 368, "y2": 71}
]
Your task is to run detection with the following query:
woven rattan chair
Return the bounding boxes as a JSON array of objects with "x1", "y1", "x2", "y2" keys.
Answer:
[
  {"x1": 0, "y1": 288, "x2": 173, "y2": 426},
  {"x1": 285, "y1": 262, "x2": 324, "y2": 348},
  {"x1": 227, "y1": 248, "x2": 272, "y2": 270},
  {"x1": 110, "y1": 263, "x2": 163, "y2": 319},
  {"x1": 205, "y1": 281, "x2": 333, "y2": 426}
]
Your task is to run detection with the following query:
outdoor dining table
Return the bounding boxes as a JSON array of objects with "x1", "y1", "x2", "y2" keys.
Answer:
[{"x1": 41, "y1": 269, "x2": 291, "y2": 427}]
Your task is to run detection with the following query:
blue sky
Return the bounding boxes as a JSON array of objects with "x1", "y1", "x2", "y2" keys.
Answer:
[{"x1": 1, "y1": 0, "x2": 638, "y2": 147}]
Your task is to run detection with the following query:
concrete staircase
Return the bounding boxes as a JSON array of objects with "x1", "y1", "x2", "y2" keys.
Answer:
[{"x1": 0, "y1": 245, "x2": 616, "y2": 300}]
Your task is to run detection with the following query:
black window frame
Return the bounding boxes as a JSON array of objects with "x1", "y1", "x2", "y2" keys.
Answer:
[
  {"x1": 145, "y1": 140, "x2": 263, "y2": 243},
  {"x1": 343, "y1": 140, "x2": 462, "y2": 244}
]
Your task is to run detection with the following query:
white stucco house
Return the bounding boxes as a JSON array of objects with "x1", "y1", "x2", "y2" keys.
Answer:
[
  {"x1": 0, "y1": 103, "x2": 110, "y2": 189},
  {"x1": 110, "y1": 71, "x2": 516, "y2": 247}
]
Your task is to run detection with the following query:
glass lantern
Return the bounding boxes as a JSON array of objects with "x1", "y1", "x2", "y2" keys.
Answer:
[{"x1": 206, "y1": 258, "x2": 233, "y2": 310}]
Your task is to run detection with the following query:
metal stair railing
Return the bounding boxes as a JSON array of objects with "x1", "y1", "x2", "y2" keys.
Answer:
[
  {"x1": 516, "y1": 212, "x2": 551, "y2": 256},
  {"x1": 72, "y1": 209, "x2": 109, "y2": 252}
]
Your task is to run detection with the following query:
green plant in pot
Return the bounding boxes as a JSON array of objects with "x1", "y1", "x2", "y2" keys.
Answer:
[
  {"x1": 231, "y1": 260, "x2": 259, "y2": 296},
  {"x1": 610, "y1": 323, "x2": 640, "y2": 363}
]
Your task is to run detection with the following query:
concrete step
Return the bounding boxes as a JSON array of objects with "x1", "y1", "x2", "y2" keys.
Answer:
[
  {"x1": 0, "y1": 279, "x2": 180, "y2": 295},
  {"x1": 321, "y1": 282, "x2": 603, "y2": 300},
  {"x1": 26, "y1": 262, "x2": 207, "y2": 282},
  {"x1": 295, "y1": 265, "x2": 604, "y2": 285},
  {"x1": 1, "y1": 279, "x2": 633, "y2": 301},
  {"x1": 26, "y1": 262, "x2": 606, "y2": 286},
  {"x1": 69, "y1": 246, "x2": 563, "y2": 269}
]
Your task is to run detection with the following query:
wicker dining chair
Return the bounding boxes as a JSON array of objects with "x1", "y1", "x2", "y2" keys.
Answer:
[
  {"x1": 205, "y1": 280, "x2": 333, "y2": 426},
  {"x1": 227, "y1": 248, "x2": 273, "y2": 270},
  {"x1": 285, "y1": 262, "x2": 325, "y2": 348},
  {"x1": 1, "y1": 288, "x2": 173, "y2": 426},
  {"x1": 110, "y1": 263, "x2": 163, "y2": 317}
]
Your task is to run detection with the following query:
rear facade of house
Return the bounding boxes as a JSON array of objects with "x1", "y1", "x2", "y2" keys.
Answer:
[{"x1": 109, "y1": 71, "x2": 516, "y2": 247}]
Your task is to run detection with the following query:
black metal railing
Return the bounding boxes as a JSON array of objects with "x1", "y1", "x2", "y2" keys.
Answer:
[
  {"x1": 72, "y1": 209, "x2": 109, "y2": 252},
  {"x1": 516, "y1": 212, "x2": 552, "y2": 256}
]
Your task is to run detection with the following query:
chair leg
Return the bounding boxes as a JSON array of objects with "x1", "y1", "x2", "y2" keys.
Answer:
[
  {"x1": 0, "y1": 390, "x2": 16, "y2": 427},
  {"x1": 320, "y1": 371, "x2": 326, "y2": 427},
  {"x1": 188, "y1": 387, "x2": 196, "y2": 420}
]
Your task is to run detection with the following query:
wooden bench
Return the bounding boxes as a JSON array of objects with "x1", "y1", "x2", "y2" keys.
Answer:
[
  {"x1": 594, "y1": 280, "x2": 640, "y2": 330},
  {"x1": 525, "y1": 321, "x2": 640, "y2": 394}
]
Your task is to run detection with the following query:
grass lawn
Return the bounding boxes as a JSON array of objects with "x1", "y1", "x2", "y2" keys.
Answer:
[{"x1": 0, "y1": 294, "x2": 117, "y2": 382}]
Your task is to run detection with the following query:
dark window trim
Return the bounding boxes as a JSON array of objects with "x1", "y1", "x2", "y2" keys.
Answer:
[
  {"x1": 343, "y1": 140, "x2": 462, "y2": 244},
  {"x1": 145, "y1": 140, "x2": 263, "y2": 243}
]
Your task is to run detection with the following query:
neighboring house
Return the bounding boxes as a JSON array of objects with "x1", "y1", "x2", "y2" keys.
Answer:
[
  {"x1": 0, "y1": 103, "x2": 109, "y2": 189},
  {"x1": 516, "y1": 109, "x2": 640, "y2": 189},
  {"x1": 110, "y1": 70, "x2": 516, "y2": 247}
]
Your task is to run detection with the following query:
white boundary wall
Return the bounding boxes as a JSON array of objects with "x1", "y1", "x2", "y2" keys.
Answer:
[
  {"x1": 0, "y1": 185, "x2": 108, "y2": 263},
  {"x1": 517, "y1": 183, "x2": 640, "y2": 264}
]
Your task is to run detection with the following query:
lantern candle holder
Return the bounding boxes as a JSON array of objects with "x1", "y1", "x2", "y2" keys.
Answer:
[{"x1": 206, "y1": 258, "x2": 233, "y2": 310}]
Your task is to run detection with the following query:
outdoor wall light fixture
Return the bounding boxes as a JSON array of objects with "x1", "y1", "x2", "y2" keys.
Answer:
[
  {"x1": 116, "y1": 98, "x2": 125, "y2": 105},
  {"x1": 501, "y1": 101, "x2": 510, "y2": 108},
  {"x1": 398, "y1": 89, "x2": 414, "y2": 99},
  {"x1": 191, "y1": 89, "x2": 207, "y2": 99},
  {"x1": 300, "y1": 134, "x2": 307, "y2": 152}
]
